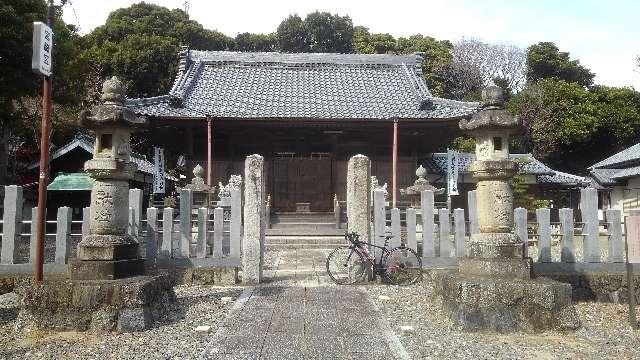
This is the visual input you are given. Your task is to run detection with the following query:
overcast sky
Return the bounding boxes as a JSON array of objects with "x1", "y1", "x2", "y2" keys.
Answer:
[{"x1": 61, "y1": 0, "x2": 640, "y2": 89}]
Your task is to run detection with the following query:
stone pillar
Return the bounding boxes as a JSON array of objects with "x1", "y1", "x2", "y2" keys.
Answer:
[
  {"x1": 436, "y1": 85, "x2": 580, "y2": 332},
  {"x1": 69, "y1": 76, "x2": 146, "y2": 280},
  {"x1": 347, "y1": 154, "x2": 371, "y2": 242},
  {"x1": 243, "y1": 154, "x2": 265, "y2": 284}
]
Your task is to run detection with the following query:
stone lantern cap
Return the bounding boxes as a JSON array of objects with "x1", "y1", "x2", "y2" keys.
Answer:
[
  {"x1": 458, "y1": 85, "x2": 521, "y2": 132},
  {"x1": 80, "y1": 77, "x2": 147, "y2": 130}
]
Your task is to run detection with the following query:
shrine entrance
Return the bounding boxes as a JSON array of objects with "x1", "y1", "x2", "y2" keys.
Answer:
[{"x1": 272, "y1": 153, "x2": 333, "y2": 212}]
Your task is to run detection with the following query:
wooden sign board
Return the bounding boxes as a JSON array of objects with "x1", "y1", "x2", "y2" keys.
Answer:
[{"x1": 627, "y1": 215, "x2": 640, "y2": 263}]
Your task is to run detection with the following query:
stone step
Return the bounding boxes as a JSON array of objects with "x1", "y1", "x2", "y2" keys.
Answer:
[
  {"x1": 271, "y1": 215, "x2": 337, "y2": 223},
  {"x1": 266, "y1": 243, "x2": 344, "y2": 250},
  {"x1": 266, "y1": 228, "x2": 346, "y2": 236},
  {"x1": 266, "y1": 236, "x2": 347, "y2": 245},
  {"x1": 269, "y1": 222, "x2": 337, "y2": 229}
]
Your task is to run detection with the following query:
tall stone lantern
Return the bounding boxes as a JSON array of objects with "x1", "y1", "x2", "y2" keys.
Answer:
[
  {"x1": 435, "y1": 85, "x2": 580, "y2": 332},
  {"x1": 17, "y1": 77, "x2": 176, "y2": 333},
  {"x1": 70, "y1": 76, "x2": 146, "y2": 280}
]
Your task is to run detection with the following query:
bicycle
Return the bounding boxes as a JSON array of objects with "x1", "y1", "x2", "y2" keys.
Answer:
[{"x1": 325, "y1": 231, "x2": 422, "y2": 285}]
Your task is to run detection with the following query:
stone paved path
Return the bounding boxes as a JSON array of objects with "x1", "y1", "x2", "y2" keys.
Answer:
[{"x1": 199, "y1": 248, "x2": 410, "y2": 359}]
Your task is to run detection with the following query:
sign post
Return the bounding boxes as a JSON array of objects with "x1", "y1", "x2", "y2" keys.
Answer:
[
  {"x1": 153, "y1": 147, "x2": 166, "y2": 194},
  {"x1": 32, "y1": 0, "x2": 54, "y2": 283},
  {"x1": 446, "y1": 149, "x2": 459, "y2": 211},
  {"x1": 625, "y1": 210, "x2": 640, "y2": 329}
]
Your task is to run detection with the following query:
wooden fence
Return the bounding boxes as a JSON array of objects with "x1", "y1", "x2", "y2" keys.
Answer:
[{"x1": 0, "y1": 185, "x2": 242, "y2": 273}]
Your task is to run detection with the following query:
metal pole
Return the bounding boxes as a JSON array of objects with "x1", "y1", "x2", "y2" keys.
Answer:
[
  {"x1": 206, "y1": 117, "x2": 212, "y2": 186},
  {"x1": 392, "y1": 119, "x2": 398, "y2": 208},
  {"x1": 35, "y1": 0, "x2": 55, "y2": 283}
]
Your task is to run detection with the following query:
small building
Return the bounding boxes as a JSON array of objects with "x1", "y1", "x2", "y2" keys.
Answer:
[
  {"x1": 28, "y1": 134, "x2": 177, "y2": 218},
  {"x1": 587, "y1": 142, "x2": 640, "y2": 215},
  {"x1": 126, "y1": 49, "x2": 479, "y2": 213}
]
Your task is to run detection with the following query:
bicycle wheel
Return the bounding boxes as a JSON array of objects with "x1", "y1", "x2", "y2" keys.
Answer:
[
  {"x1": 383, "y1": 246, "x2": 422, "y2": 285},
  {"x1": 326, "y1": 246, "x2": 366, "y2": 285}
]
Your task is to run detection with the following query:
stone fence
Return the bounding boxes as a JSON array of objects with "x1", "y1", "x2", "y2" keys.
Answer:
[
  {"x1": 0, "y1": 185, "x2": 242, "y2": 274},
  {"x1": 373, "y1": 187, "x2": 637, "y2": 272}
]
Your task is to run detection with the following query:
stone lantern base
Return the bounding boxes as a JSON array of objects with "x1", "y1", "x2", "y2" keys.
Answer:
[
  {"x1": 15, "y1": 275, "x2": 177, "y2": 332},
  {"x1": 436, "y1": 270, "x2": 581, "y2": 332}
]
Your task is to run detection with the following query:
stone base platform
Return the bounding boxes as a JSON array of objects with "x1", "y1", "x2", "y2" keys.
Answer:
[
  {"x1": 69, "y1": 258, "x2": 144, "y2": 280},
  {"x1": 15, "y1": 275, "x2": 176, "y2": 333},
  {"x1": 436, "y1": 273, "x2": 581, "y2": 332}
]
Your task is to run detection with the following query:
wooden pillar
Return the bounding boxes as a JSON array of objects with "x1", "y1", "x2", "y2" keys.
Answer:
[{"x1": 392, "y1": 119, "x2": 398, "y2": 208}]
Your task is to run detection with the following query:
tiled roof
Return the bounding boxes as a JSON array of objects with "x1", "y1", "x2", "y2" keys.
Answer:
[
  {"x1": 425, "y1": 152, "x2": 584, "y2": 186},
  {"x1": 590, "y1": 143, "x2": 640, "y2": 169},
  {"x1": 126, "y1": 50, "x2": 479, "y2": 120},
  {"x1": 29, "y1": 135, "x2": 177, "y2": 182}
]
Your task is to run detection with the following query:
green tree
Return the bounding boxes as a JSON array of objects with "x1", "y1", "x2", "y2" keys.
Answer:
[
  {"x1": 526, "y1": 42, "x2": 594, "y2": 87},
  {"x1": 509, "y1": 79, "x2": 640, "y2": 173},
  {"x1": 276, "y1": 14, "x2": 309, "y2": 52},
  {"x1": 235, "y1": 32, "x2": 278, "y2": 52},
  {"x1": 352, "y1": 27, "x2": 395, "y2": 54},
  {"x1": 304, "y1": 11, "x2": 353, "y2": 53},
  {"x1": 396, "y1": 35, "x2": 452, "y2": 97},
  {"x1": 81, "y1": 2, "x2": 234, "y2": 98}
]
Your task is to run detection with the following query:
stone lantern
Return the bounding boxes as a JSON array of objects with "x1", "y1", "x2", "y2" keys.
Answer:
[
  {"x1": 435, "y1": 85, "x2": 580, "y2": 332},
  {"x1": 17, "y1": 77, "x2": 175, "y2": 333},
  {"x1": 70, "y1": 76, "x2": 147, "y2": 280},
  {"x1": 400, "y1": 165, "x2": 444, "y2": 207}
]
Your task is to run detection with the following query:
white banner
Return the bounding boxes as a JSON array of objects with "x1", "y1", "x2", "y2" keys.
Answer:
[
  {"x1": 32, "y1": 22, "x2": 53, "y2": 76},
  {"x1": 153, "y1": 147, "x2": 165, "y2": 194},
  {"x1": 447, "y1": 149, "x2": 459, "y2": 196}
]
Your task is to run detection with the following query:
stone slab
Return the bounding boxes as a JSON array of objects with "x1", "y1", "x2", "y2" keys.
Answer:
[
  {"x1": 77, "y1": 235, "x2": 139, "y2": 261},
  {"x1": 436, "y1": 273, "x2": 580, "y2": 332},
  {"x1": 69, "y1": 258, "x2": 144, "y2": 280},
  {"x1": 459, "y1": 257, "x2": 531, "y2": 279},
  {"x1": 15, "y1": 275, "x2": 176, "y2": 332}
]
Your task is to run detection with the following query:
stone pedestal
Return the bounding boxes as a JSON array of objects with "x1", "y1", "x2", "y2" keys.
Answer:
[
  {"x1": 347, "y1": 154, "x2": 371, "y2": 242},
  {"x1": 16, "y1": 275, "x2": 176, "y2": 332},
  {"x1": 436, "y1": 85, "x2": 580, "y2": 332},
  {"x1": 17, "y1": 77, "x2": 176, "y2": 333}
]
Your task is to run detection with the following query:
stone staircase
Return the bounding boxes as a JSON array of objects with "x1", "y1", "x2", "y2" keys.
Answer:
[{"x1": 266, "y1": 213, "x2": 347, "y2": 249}]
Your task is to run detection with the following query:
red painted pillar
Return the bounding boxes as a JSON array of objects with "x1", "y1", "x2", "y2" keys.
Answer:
[
  {"x1": 207, "y1": 117, "x2": 212, "y2": 186},
  {"x1": 392, "y1": 119, "x2": 398, "y2": 208}
]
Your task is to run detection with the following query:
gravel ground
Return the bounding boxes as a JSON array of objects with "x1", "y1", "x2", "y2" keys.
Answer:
[
  {"x1": 367, "y1": 281, "x2": 640, "y2": 359},
  {"x1": 0, "y1": 285, "x2": 242, "y2": 360}
]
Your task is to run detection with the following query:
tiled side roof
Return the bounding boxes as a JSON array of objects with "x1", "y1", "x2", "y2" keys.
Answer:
[
  {"x1": 425, "y1": 152, "x2": 584, "y2": 186},
  {"x1": 126, "y1": 50, "x2": 479, "y2": 120},
  {"x1": 29, "y1": 135, "x2": 177, "y2": 182},
  {"x1": 427, "y1": 153, "x2": 555, "y2": 175},
  {"x1": 590, "y1": 143, "x2": 640, "y2": 169}
]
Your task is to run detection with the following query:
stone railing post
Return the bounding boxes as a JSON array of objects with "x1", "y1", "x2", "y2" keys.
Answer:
[
  {"x1": 406, "y1": 208, "x2": 417, "y2": 252},
  {"x1": 1, "y1": 185, "x2": 23, "y2": 264},
  {"x1": 605, "y1": 209, "x2": 624, "y2": 263},
  {"x1": 179, "y1": 189, "x2": 193, "y2": 258},
  {"x1": 391, "y1": 208, "x2": 401, "y2": 248},
  {"x1": 146, "y1": 207, "x2": 158, "y2": 264},
  {"x1": 536, "y1": 208, "x2": 551, "y2": 263},
  {"x1": 421, "y1": 190, "x2": 435, "y2": 257},
  {"x1": 196, "y1": 207, "x2": 208, "y2": 259},
  {"x1": 347, "y1": 155, "x2": 371, "y2": 244},
  {"x1": 454, "y1": 208, "x2": 465, "y2": 258},
  {"x1": 243, "y1": 154, "x2": 265, "y2": 284},
  {"x1": 213, "y1": 207, "x2": 224, "y2": 258},
  {"x1": 230, "y1": 189, "x2": 241, "y2": 259},
  {"x1": 29, "y1": 207, "x2": 38, "y2": 264},
  {"x1": 438, "y1": 208, "x2": 450, "y2": 258},
  {"x1": 559, "y1": 208, "x2": 575, "y2": 263},
  {"x1": 161, "y1": 207, "x2": 174, "y2": 258},
  {"x1": 55, "y1": 206, "x2": 72, "y2": 264},
  {"x1": 128, "y1": 188, "x2": 143, "y2": 239},
  {"x1": 581, "y1": 187, "x2": 600, "y2": 262},
  {"x1": 514, "y1": 207, "x2": 528, "y2": 257}
]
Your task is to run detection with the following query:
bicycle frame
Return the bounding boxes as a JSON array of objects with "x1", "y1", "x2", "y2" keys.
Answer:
[{"x1": 346, "y1": 241, "x2": 394, "y2": 275}]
